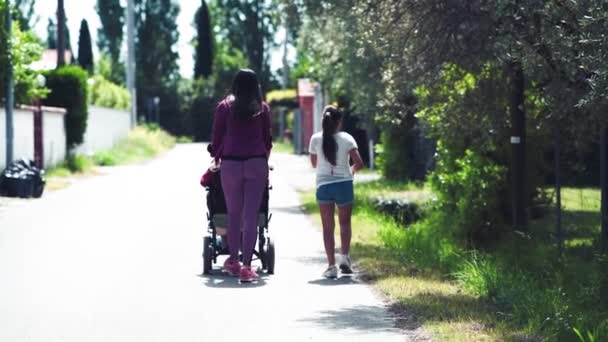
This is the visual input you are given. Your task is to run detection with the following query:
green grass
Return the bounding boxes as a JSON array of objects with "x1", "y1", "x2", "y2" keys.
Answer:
[
  {"x1": 46, "y1": 125, "x2": 176, "y2": 188},
  {"x1": 300, "y1": 181, "x2": 608, "y2": 341}
]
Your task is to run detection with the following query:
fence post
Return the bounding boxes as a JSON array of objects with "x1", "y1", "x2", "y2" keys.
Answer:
[
  {"x1": 601, "y1": 123, "x2": 607, "y2": 252},
  {"x1": 554, "y1": 127, "x2": 563, "y2": 256}
]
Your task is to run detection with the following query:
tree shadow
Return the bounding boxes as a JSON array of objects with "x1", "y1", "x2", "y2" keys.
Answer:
[
  {"x1": 297, "y1": 304, "x2": 405, "y2": 333},
  {"x1": 308, "y1": 276, "x2": 358, "y2": 286},
  {"x1": 197, "y1": 269, "x2": 269, "y2": 289}
]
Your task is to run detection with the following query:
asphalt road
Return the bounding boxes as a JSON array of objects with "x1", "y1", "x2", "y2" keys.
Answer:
[{"x1": 0, "y1": 144, "x2": 407, "y2": 342}]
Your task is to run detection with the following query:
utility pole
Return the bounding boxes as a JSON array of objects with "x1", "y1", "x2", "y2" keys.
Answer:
[
  {"x1": 126, "y1": 0, "x2": 137, "y2": 128},
  {"x1": 5, "y1": 0, "x2": 14, "y2": 166},
  {"x1": 57, "y1": 0, "x2": 65, "y2": 67}
]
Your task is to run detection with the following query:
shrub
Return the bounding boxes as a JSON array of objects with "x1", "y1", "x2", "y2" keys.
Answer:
[
  {"x1": 66, "y1": 154, "x2": 93, "y2": 173},
  {"x1": 0, "y1": 14, "x2": 48, "y2": 104},
  {"x1": 43, "y1": 66, "x2": 89, "y2": 149},
  {"x1": 88, "y1": 75, "x2": 130, "y2": 110}
]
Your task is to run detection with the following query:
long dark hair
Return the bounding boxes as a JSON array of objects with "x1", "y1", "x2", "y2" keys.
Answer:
[
  {"x1": 230, "y1": 69, "x2": 263, "y2": 120},
  {"x1": 322, "y1": 106, "x2": 343, "y2": 166}
]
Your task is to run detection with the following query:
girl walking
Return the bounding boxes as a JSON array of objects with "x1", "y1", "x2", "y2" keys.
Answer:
[
  {"x1": 309, "y1": 106, "x2": 365, "y2": 278},
  {"x1": 210, "y1": 69, "x2": 272, "y2": 282}
]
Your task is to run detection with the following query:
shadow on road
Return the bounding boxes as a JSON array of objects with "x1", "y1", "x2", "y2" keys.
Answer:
[
  {"x1": 297, "y1": 304, "x2": 402, "y2": 333},
  {"x1": 308, "y1": 276, "x2": 358, "y2": 286},
  {"x1": 271, "y1": 205, "x2": 306, "y2": 215},
  {"x1": 197, "y1": 271, "x2": 269, "y2": 289}
]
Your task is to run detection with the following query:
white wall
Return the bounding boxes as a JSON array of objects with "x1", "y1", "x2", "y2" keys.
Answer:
[
  {"x1": 0, "y1": 108, "x2": 34, "y2": 170},
  {"x1": 75, "y1": 106, "x2": 130, "y2": 156},
  {"x1": 0, "y1": 107, "x2": 67, "y2": 170}
]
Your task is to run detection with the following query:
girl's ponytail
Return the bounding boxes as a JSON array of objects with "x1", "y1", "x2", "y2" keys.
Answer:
[{"x1": 321, "y1": 106, "x2": 343, "y2": 166}]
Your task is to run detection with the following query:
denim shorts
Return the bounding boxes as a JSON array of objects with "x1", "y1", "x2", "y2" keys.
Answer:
[{"x1": 316, "y1": 180, "x2": 354, "y2": 207}]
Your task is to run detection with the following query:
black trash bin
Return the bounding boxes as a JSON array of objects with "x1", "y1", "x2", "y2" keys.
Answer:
[{"x1": 0, "y1": 159, "x2": 46, "y2": 198}]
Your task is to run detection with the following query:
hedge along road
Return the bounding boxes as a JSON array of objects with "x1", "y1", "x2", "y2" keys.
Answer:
[{"x1": 0, "y1": 144, "x2": 408, "y2": 342}]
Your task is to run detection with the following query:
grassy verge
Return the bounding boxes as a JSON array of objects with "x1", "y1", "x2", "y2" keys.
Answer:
[
  {"x1": 301, "y1": 182, "x2": 608, "y2": 341},
  {"x1": 46, "y1": 125, "x2": 176, "y2": 189}
]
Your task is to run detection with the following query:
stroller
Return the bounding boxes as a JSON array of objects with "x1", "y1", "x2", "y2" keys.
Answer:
[{"x1": 201, "y1": 151, "x2": 275, "y2": 275}]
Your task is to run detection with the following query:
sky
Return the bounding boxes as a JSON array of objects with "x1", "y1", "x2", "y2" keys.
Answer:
[{"x1": 32, "y1": 0, "x2": 293, "y2": 78}]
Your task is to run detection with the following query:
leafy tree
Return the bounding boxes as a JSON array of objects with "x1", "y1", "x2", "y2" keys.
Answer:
[
  {"x1": 77, "y1": 19, "x2": 94, "y2": 73},
  {"x1": 133, "y1": 0, "x2": 181, "y2": 132},
  {"x1": 12, "y1": 0, "x2": 37, "y2": 31},
  {"x1": 96, "y1": 53, "x2": 125, "y2": 85},
  {"x1": 0, "y1": 1, "x2": 9, "y2": 94},
  {"x1": 0, "y1": 5, "x2": 48, "y2": 105},
  {"x1": 46, "y1": 17, "x2": 71, "y2": 51},
  {"x1": 215, "y1": 0, "x2": 278, "y2": 90},
  {"x1": 96, "y1": 0, "x2": 125, "y2": 84},
  {"x1": 194, "y1": 0, "x2": 213, "y2": 79}
]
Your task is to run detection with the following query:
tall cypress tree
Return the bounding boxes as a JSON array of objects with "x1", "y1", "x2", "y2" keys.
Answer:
[
  {"x1": 194, "y1": 0, "x2": 213, "y2": 79},
  {"x1": 77, "y1": 19, "x2": 94, "y2": 73}
]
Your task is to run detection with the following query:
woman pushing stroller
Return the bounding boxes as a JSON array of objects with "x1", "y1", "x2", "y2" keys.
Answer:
[{"x1": 209, "y1": 69, "x2": 272, "y2": 283}]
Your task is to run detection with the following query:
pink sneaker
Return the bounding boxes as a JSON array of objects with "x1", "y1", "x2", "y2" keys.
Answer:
[
  {"x1": 239, "y1": 266, "x2": 259, "y2": 283},
  {"x1": 223, "y1": 258, "x2": 241, "y2": 276}
]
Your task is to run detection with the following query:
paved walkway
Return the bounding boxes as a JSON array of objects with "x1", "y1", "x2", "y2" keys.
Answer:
[{"x1": 0, "y1": 144, "x2": 407, "y2": 342}]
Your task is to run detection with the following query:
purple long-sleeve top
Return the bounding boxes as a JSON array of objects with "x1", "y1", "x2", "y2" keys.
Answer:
[{"x1": 210, "y1": 98, "x2": 273, "y2": 159}]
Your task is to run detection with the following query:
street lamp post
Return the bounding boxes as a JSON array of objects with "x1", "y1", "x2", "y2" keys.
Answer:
[
  {"x1": 126, "y1": 0, "x2": 137, "y2": 128},
  {"x1": 5, "y1": 0, "x2": 15, "y2": 167}
]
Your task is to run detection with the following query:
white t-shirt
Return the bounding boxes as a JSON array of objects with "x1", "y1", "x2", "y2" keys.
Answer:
[{"x1": 309, "y1": 131, "x2": 358, "y2": 187}]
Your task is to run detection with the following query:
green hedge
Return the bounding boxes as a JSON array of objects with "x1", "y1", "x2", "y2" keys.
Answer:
[
  {"x1": 88, "y1": 75, "x2": 130, "y2": 110},
  {"x1": 43, "y1": 66, "x2": 89, "y2": 149}
]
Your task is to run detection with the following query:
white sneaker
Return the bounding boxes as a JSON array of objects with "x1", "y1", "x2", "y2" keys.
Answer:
[
  {"x1": 323, "y1": 265, "x2": 338, "y2": 279},
  {"x1": 339, "y1": 255, "x2": 353, "y2": 274}
]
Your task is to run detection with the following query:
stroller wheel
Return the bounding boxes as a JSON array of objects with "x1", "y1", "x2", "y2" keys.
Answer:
[
  {"x1": 267, "y1": 238, "x2": 275, "y2": 275},
  {"x1": 203, "y1": 236, "x2": 214, "y2": 275}
]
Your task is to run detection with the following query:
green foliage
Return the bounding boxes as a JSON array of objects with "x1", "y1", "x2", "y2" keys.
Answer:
[
  {"x1": 134, "y1": 0, "x2": 181, "y2": 130},
  {"x1": 194, "y1": 1, "x2": 213, "y2": 79},
  {"x1": 46, "y1": 17, "x2": 71, "y2": 50},
  {"x1": 266, "y1": 89, "x2": 297, "y2": 107},
  {"x1": 215, "y1": 0, "x2": 278, "y2": 90},
  {"x1": 430, "y1": 147, "x2": 506, "y2": 241},
  {"x1": 96, "y1": 125, "x2": 176, "y2": 164},
  {"x1": 43, "y1": 66, "x2": 89, "y2": 149},
  {"x1": 66, "y1": 154, "x2": 94, "y2": 173},
  {"x1": 96, "y1": 0, "x2": 124, "y2": 64},
  {"x1": 12, "y1": 0, "x2": 37, "y2": 31},
  {"x1": 88, "y1": 75, "x2": 130, "y2": 110},
  {"x1": 0, "y1": 2, "x2": 10, "y2": 99},
  {"x1": 95, "y1": 53, "x2": 125, "y2": 85},
  {"x1": 378, "y1": 121, "x2": 419, "y2": 181},
  {"x1": 77, "y1": 20, "x2": 93, "y2": 73},
  {"x1": 349, "y1": 181, "x2": 608, "y2": 340},
  {"x1": 0, "y1": 16, "x2": 48, "y2": 105},
  {"x1": 95, "y1": 0, "x2": 125, "y2": 84},
  {"x1": 178, "y1": 39, "x2": 249, "y2": 141}
]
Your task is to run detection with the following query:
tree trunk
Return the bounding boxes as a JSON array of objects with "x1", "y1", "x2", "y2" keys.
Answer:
[
  {"x1": 508, "y1": 60, "x2": 527, "y2": 230},
  {"x1": 57, "y1": 0, "x2": 65, "y2": 67}
]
